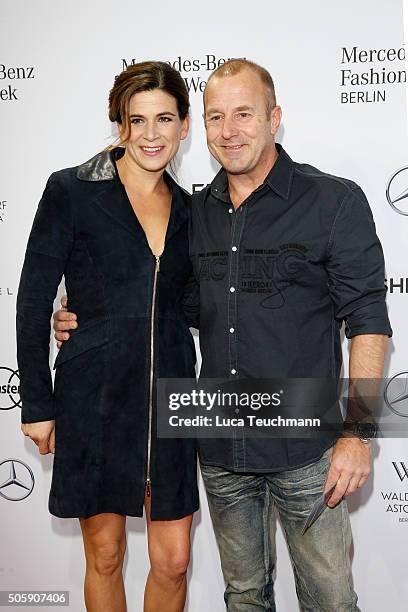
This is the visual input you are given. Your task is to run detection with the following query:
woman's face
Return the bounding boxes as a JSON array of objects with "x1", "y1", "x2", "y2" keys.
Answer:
[{"x1": 121, "y1": 88, "x2": 189, "y2": 173}]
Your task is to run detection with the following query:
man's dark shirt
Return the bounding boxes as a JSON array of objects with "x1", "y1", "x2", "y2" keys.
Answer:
[{"x1": 189, "y1": 144, "x2": 392, "y2": 472}]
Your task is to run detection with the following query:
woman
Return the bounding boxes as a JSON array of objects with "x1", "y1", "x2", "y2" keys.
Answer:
[{"x1": 17, "y1": 61, "x2": 199, "y2": 612}]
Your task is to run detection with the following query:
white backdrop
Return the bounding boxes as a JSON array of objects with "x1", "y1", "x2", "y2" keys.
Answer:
[{"x1": 1, "y1": 1, "x2": 408, "y2": 610}]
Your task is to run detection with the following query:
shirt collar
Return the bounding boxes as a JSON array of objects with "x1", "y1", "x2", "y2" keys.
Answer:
[{"x1": 210, "y1": 143, "x2": 294, "y2": 203}]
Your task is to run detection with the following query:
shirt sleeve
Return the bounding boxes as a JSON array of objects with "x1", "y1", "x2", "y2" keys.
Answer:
[
  {"x1": 181, "y1": 271, "x2": 200, "y2": 329},
  {"x1": 16, "y1": 172, "x2": 74, "y2": 423},
  {"x1": 325, "y1": 186, "x2": 392, "y2": 339}
]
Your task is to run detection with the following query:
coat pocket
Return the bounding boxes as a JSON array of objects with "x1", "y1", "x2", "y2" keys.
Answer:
[{"x1": 53, "y1": 319, "x2": 109, "y2": 369}]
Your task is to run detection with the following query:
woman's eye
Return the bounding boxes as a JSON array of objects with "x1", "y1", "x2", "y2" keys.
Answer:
[
  {"x1": 158, "y1": 116, "x2": 172, "y2": 122},
  {"x1": 131, "y1": 118, "x2": 143, "y2": 124}
]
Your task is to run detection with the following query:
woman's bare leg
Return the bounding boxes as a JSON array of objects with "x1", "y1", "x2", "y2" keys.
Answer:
[
  {"x1": 144, "y1": 495, "x2": 193, "y2": 612},
  {"x1": 79, "y1": 512, "x2": 127, "y2": 612}
]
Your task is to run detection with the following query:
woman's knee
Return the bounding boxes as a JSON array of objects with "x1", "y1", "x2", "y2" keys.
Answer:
[
  {"x1": 81, "y1": 514, "x2": 126, "y2": 577},
  {"x1": 150, "y1": 548, "x2": 190, "y2": 583},
  {"x1": 90, "y1": 540, "x2": 126, "y2": 576}
]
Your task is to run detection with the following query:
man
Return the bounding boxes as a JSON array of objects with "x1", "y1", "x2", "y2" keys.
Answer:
[{"x1": 54, "y1": 60, "x2": 391, "y2": 611}]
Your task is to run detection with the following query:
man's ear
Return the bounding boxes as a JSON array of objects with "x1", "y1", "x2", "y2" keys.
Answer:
[{"x1": 270, "y1": 106, "x2": 282, "y2": 137}]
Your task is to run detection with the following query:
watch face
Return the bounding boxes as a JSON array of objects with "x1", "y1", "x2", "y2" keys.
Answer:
[{"x1": 358, "y1": 422, "x2": 377, "y2": 439}]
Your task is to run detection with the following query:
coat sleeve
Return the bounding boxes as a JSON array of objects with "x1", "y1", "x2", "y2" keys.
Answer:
[
  {"x1": 325, "y1": 186, "x2": 392, "y2": 339},
  {"x1": 16, "y1": 172, "x2": 74, "y2": 423}
]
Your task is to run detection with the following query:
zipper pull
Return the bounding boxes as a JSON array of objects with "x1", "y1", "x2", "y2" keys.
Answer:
[
  {"x1": 155, "y1": 255, "x2": 160, "y2": 272},
  {"x1": 146, "y1": 478, "x2": 151, "y2": 497}
]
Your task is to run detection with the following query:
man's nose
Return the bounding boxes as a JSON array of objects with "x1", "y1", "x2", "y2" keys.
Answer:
[{"x1": 221, "y1": 116, "x2": 238, "y2": 140}]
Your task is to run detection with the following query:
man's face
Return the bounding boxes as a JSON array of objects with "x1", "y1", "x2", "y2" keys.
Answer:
[{"x1": 204, "y1": 69, "x2": 281, "y2": 176}]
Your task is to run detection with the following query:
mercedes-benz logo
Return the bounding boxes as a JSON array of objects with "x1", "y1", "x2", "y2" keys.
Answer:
[
  {"x1": 384, "y1": 372, "x2": 408, "y2": 417},
  {"x1": 386, "y1": 167, "x2": 408, "y2": 215},
  {"x1": 0, "y1": 367, "x2": 21, "y2": 410},
  {"x1": 0, "y1": 459, "x2": 35, "y2": 501}
]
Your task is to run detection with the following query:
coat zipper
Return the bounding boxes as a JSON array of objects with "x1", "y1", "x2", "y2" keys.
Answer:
[{"x1": 146, "y1": 254, "x2": 160, "y2": 497}]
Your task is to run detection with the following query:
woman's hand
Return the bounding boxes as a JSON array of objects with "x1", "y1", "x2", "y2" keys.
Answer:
[
  {"x1": 21, "y1": 420, "x2": 55, "y2": 455},
  {"x1": 53, "y1": 294, "x2": 78, "y2": 348}
]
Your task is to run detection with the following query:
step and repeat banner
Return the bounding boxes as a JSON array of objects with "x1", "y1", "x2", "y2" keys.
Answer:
[{"x1": 1, "y1": 0, "x2": 408, "y2": 610}]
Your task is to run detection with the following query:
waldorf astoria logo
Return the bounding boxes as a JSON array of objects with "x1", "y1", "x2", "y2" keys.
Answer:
[
  {"x1": 339, "y1": 45, "x2": 406, "y2": 104},
  {"x1": 0, "y1": 64, "x2": 35, "y2": 101},
  {"x1": 393, "y1": 462, "x2": 408, "y2": 482},
  {"x1": 122, "y1": 55, "x2": 245, "y2": 94},
  {"x1": 386, "y1": 167, "x2": 408, "y2": 215},
  {"x1": 380, "y1": 462, "x2": 408, "y2": 523}
]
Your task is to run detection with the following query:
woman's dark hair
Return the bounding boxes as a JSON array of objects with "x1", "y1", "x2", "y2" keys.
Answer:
[{"x1": 109, "y1": 61, "x2": 190, "y2": 144}]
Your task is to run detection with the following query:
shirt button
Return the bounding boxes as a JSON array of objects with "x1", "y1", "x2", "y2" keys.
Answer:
[
  {"x1": 229, "y1": 327, "x2": 235, "y2": 333},
  {"x1": 228, "y1": 208, "x2": 233, "y2": 213},
  {"x1": 232, "y1": 246, "x2": 237, "y2": 252},
  {"x1": 230, "y1": 287, "x2": 235, "y2": 292},
  {"x1": 231, "y1": 369, "x2": 237, "y2": 374}
]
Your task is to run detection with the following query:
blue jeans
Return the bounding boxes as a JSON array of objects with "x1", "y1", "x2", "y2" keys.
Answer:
[{"x1": 200, "y1": 448, "x2": 360, "y2": 611}]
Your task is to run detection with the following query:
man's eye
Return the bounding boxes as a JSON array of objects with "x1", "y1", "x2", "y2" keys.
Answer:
[
  {"x1": 208, "y1": 115, "x2": 221, "y2": 122},
  {"x1": 237, "y1": 112, "x2": 251, "y2": 120}
]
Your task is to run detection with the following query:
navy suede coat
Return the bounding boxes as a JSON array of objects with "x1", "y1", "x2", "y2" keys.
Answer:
[{"x1": 16, "y1": 148, "x2": 199, "y2": 520}]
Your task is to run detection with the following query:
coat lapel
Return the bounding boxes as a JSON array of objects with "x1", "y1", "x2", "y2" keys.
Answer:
[
  {"x1": 76, "y1": 149, "x2": 190, "y2": 245},
  {"x1": 77, "y1": 148, "x2": 144, "y2": 241}
]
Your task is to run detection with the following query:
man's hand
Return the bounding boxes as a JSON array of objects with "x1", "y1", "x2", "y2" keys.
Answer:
[
  {"x1": 21, "y1": 420, "x2": 55, "y2": 455},
  {"x1": 53, "y1": 294, "x2": 78, "y2": 347},
  {"x1": 323, "y1": 334, "x2": 387, "y2": 508},
  {"x1": 324, "y1": 436, "x2": 371, "y2": 508}
]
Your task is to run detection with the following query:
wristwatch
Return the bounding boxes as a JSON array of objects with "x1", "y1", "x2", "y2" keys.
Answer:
[{"x1": 343, "y1": 421, "x2": 377, "y2": 443}]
